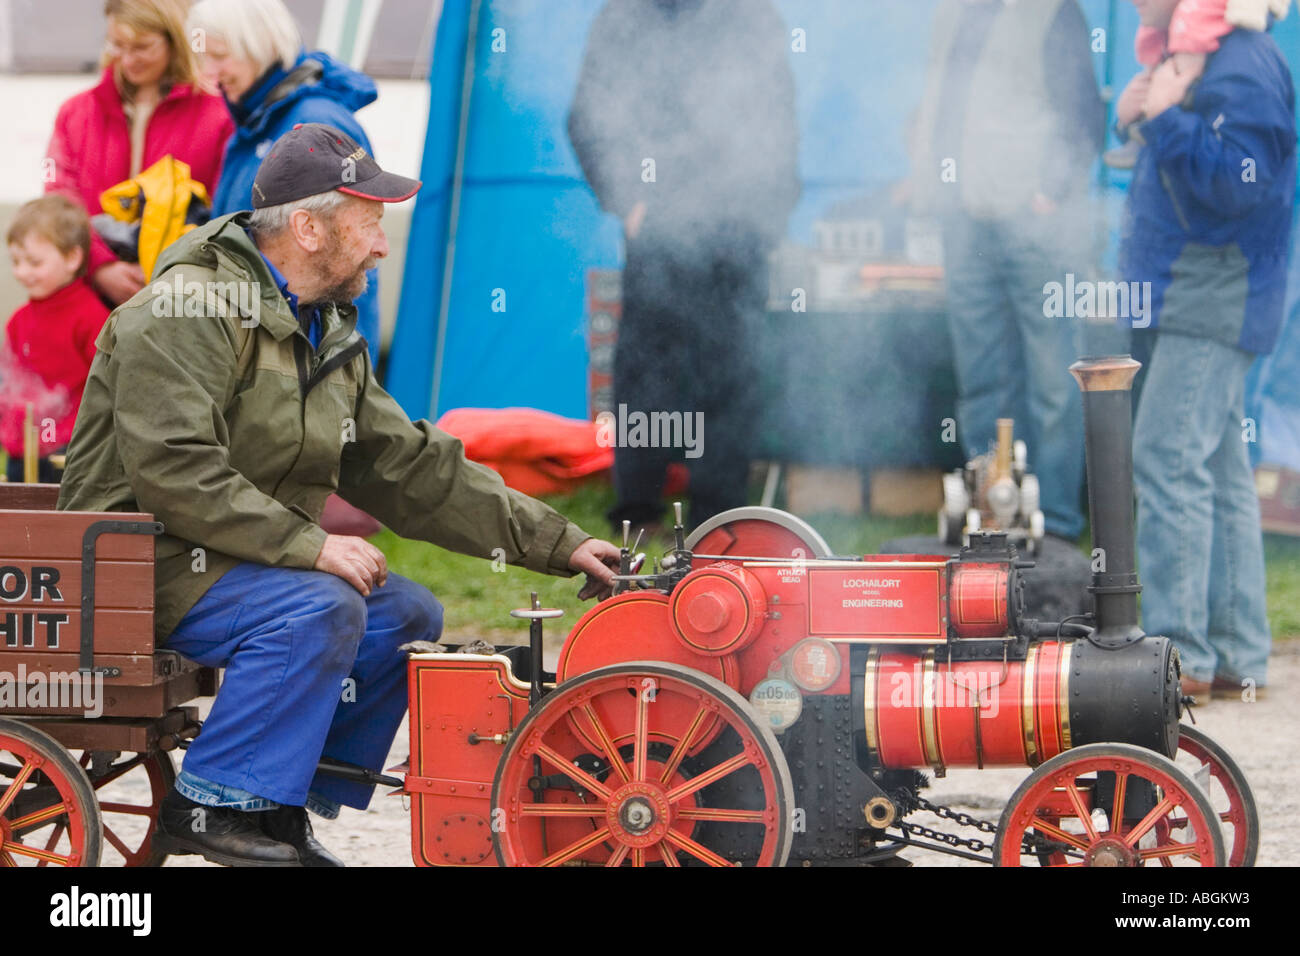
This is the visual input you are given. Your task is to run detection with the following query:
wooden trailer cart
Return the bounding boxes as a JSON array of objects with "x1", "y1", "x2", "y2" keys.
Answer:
[{"x1": 0, "y1": 483, "x2": 212, "y2": 867}]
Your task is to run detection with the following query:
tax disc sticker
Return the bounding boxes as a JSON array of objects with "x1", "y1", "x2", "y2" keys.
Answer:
[
  {"x1": 749, "y1": 678, "x2": 803, "y2": 733},
  {"x1": 789, "y1": 637, "x2": 841, "y2": 692}
]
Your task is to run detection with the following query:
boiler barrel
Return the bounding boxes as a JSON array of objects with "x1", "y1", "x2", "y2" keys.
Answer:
[{"x1": 853, "y1": 638, "x2": 1180, "y2": 772}]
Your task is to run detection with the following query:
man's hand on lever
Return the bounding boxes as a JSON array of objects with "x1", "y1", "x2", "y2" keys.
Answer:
[
  {"x1": 316, "y1": 534, "x2": 390, "y2": 596},
  {"x1": 570, "y1": 537, "x2": 622, "y2": 601}
]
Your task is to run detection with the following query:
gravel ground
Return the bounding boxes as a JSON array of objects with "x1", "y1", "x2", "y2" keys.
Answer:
[{"x1": 151, "y1": 641, "x2": 1299, "y2": 868}]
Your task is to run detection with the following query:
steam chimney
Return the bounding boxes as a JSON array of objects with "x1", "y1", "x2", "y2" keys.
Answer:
[{"x1": 1069, "y1": 356, "x2": 1143, "y2": 646}]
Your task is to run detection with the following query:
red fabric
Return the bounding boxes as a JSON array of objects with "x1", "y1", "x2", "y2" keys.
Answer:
[
  {"x1": 435, "y1": 407, "x2": 614, "y2": 496},
  {"x1": 1136, "y1": 0, "x2": 1232, "y2": 65},
  {"x1": 44, "y1": 67, "x2": 234, "y2": 275},
  {"x1": 0, "y1": 279, "x2": 109, "y2": 457},
  {"x1": 321, "y1": 493, "x2": 382, "y2": 537}
]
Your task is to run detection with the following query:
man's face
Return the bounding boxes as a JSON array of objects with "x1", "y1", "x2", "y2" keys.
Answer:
[
  {"x1": 1131, "y1": 0, "x2": 1180, "y2": 29},
  {"x1": 310, "y1": 196, "x2": 388, "y2": 305}
]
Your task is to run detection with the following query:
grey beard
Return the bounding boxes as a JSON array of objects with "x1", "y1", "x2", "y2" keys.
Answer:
[{"x1": 307, "y1": 271, "x2": 369, "y2": 309}]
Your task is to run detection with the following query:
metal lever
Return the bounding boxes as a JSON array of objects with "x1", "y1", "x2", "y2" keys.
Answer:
[{"x1": 510, "y1": 591, "x2": 563, "y2": 706}]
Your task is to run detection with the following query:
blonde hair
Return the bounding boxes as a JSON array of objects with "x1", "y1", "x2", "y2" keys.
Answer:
[
  {"x1": 6, "y1": 195, "x2": 92, "y2": 278},
  {"x1": 102, "y1": 0, "x2": 203, "y2": 91},
  {"x1": 188, "y1": 0, "x2": 303, "y2": 77}
]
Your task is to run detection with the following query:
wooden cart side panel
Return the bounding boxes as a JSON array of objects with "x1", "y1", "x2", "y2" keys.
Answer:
[
  {"x1": 2, "y1": 560, "x2": 154, "y2": 610},
  {"x1": 0, "y1": 662, "x2": 208, "y2": 718},
  {"x1": 1, "y1": 652, "x2": 162, "y2": 685},
  {"x1": 1, "y1": 508, "x2": 157, "y2": 661},
  {"x1": 0, "y1": 509, "x2": 156, "y2": 560},
  {"x1": 19, "y1": 706, "x2": 200, "y2": 751}
]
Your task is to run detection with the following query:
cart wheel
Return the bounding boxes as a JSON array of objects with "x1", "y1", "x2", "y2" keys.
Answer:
[
  {"x1": 685, "y1": 506, "x2": 832, "y2": 561},
  {"x1": 0, "y1": 718, "x2": 102, "y2": 867},
  {"x1": 1172, "y1": 725, "x2": 1258, "y2": 867},
  {"x1": 492, "y1": 662, "x2": 795, "y2": 867},
  {"x1": 994, "y1": 742, "x2": 1224, "y2": 867},
  {"x1": 79, "y1": 749, "x2": 176, "y2": 867}
]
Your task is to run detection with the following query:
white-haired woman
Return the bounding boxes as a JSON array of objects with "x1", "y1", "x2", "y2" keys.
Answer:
[{"x1": 190, "y1": 0, "x2": 384, "y2": 356}]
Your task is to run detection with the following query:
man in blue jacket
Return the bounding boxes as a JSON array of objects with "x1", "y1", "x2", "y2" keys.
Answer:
[{"x1": 1115, "y1": 0, "x2": 1296, "y2": 699}]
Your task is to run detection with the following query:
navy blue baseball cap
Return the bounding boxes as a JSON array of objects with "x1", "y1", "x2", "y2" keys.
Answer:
[{"x1": 252, "y1": 123, "x2": 421, "y2": 208}]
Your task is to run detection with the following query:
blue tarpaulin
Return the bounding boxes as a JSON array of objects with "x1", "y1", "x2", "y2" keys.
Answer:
[{"x1": 388, "y1": 0, "x2": 1300, "y2": 465}]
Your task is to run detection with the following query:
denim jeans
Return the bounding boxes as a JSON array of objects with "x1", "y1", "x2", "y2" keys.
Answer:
[
  {"x1": 166, "y1": 563, "x2": 443, "y2": 812},
  {"x1": 175, "y1": 769, "x2": 341, "y2": 819},
  {"x1": 942, "y1": 210, "x2": 1086, "y2": 538},
  {"x1": 1133, "y1": 332, "x2": 1271, "y2": 686}
]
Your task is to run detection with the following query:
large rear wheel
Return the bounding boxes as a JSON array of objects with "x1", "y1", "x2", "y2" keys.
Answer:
[{"x1": 492, "y1": 662, "x2": 795, "y2": 866}]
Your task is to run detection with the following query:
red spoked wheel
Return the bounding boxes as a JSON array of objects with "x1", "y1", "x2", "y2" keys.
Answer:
[
  {"x1": 492, "y1": 662, "x2": 795, "y2": 867},
  {"x1": 994, "y1": 743, "x2": 1224, "y2": 867},
  {"x1": 1172, "y1": 725, "x2": 1258, "y2": 867},
  {"x1": 78, "y1": 749, "x2": 176, "y2": 867},
  {"x1": 0, "y1": 718, "x2": 102, "y2": 867}
]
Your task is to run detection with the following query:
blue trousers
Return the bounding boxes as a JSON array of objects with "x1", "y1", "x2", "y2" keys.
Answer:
[
  {"x1": 1133, "y1": 333, "x2": 1271, "y2": 686},
  {"x1": 942, "y1": 211, "x2": 1086, "y2": 538},
  {"x1": 165, "y1": 564, "x2": 443, "y2": 812}
]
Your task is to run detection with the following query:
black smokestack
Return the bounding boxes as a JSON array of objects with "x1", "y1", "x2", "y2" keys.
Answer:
[{"x1": 1069, "y1": 356, "x2": 1143, "y2": 646}]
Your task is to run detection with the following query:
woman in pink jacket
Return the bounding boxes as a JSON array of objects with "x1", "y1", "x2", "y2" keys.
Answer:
[{"x1": 44, "y1": 0, "x2": 234, "y2": 305}]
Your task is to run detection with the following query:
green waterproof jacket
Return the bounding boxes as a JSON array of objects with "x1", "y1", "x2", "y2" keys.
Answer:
[{"x1": 57, "y1": 212, "x2": 591, "y2": 640}]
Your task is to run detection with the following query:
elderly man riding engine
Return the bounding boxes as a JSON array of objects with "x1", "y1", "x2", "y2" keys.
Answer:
[{"x1": 57, "y1": 123, "x2": 620, "y2": 866}]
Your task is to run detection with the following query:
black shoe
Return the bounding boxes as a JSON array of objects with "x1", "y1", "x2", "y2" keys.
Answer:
[
  {"x1": 154, "y1": 789, "x2": 301, "y2": 867},
  {"x1": 261, "y1": 805, "x2": 345, "y2": 867}
]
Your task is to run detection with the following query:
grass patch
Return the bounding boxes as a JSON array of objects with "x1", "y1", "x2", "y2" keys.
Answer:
[
  {"x1": 1265, "y1": 534, "x2": 1300, "y2": 640},
  {"x1": 380, "y1": 480, "x2": 1300, "y2": 641}
]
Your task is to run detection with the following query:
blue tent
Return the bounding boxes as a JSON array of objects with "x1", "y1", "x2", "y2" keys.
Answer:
[{"x1": 388, "y1": 0, "x2": 1300, "y2": 464}]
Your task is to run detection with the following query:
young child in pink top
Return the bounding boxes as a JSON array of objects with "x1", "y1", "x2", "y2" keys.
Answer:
[{"x1": 1106, "y1": 0, "x2": 1290, "y2": 168}]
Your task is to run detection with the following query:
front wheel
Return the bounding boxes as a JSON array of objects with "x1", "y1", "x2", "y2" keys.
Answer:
[
  {"x1": 1173, "y1": 725, "x2": 1258, "y2": 867},
  {"x1": 994, "y1": 742, "x2": 1224, "y2": 867}
]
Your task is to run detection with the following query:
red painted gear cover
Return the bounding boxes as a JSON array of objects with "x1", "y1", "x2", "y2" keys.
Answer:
[{"x1": 669, "y1": 562, "x2": 766, "y2": 657}]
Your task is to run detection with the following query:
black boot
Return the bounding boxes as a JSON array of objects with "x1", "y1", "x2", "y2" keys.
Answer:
[
  {"x1": 261, "y1": 805, "x2": 345, "y2": 867},
  {"x1": 154, "y1": 789, "x2": 301, "y2": 866}
]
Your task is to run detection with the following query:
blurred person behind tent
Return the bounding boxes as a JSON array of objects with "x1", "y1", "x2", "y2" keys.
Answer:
[
  {"x1": 189, "y1": 0, "x2": 385, "y2": 364},
  {"x1": 44, "y1": 0, "x2": 233, "y2": 306},
  {"x1": 1113, "y1": 0, "x2": 1296, "y2": 698},
  {"x1": 567, "y1": 0, "x2": 800, "y2": 537},
  {"x1": 905, "y1": 0, "x2": 1105, "y2": 543}
]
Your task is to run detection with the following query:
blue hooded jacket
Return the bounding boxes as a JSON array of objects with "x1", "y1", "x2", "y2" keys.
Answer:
[
  {"x1": 213, "y1": 50, "x2": 383, "y2": 361},
  {"x1": 1118, "y1": 27, "x2": 1297, "y2": 354}
]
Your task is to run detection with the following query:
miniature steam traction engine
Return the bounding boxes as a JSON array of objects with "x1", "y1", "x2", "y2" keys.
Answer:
[
  {"x1": 404, "y1": 357, "x2": 1257, "y2": 867},
  {"x1": 0, "y1": 357, "x2": 1258, "y2": 867}
]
